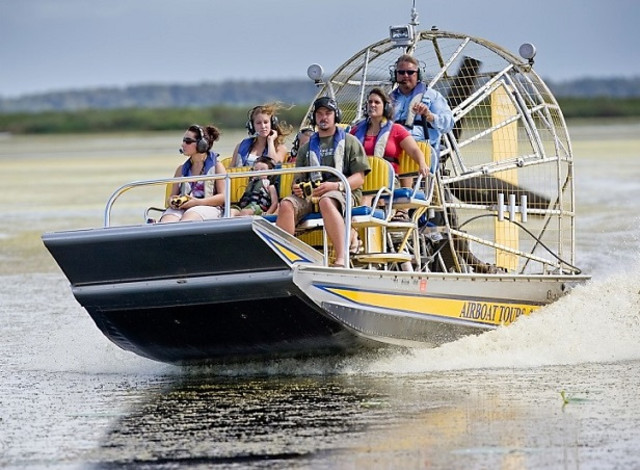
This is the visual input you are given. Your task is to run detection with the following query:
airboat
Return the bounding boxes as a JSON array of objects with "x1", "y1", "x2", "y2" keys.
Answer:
[{"x1": 42, "y1": 4, "x2": 589, "y2": 365}]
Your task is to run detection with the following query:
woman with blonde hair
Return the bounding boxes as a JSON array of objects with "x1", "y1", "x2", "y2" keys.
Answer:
[{"x1": 231, "y1": 102, "x2": 293, "y2": 167}]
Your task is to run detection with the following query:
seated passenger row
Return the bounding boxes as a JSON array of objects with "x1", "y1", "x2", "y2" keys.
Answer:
[
  {"x1": 156, "y1": 83, "x2": 451, "y2": 268},
  {"x1": 159, "y1": 103, "x2": 297, "y2": 223}
]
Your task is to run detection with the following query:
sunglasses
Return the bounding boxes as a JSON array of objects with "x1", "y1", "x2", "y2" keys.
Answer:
[
  {"x1": 182, "y1": 137, "x2": 198, "y2": 144},
  {"x1": 396, "y1": 70, "x2": 417, "y2": 76}
]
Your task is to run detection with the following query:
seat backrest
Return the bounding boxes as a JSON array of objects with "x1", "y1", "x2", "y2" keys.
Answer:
[
  {"x1": 398, "y1": 141, "x2": 431, "y2": 176},
  {"x1": 220, "y1": 156, "x2": 232, "y2": 169},
  {"x1": 225, "y1": 166, "x2": 251, "y2": 203},
  {"x1": 163, "y1": 183, "x2": 172, "y2": 207},
  {"x1": 363, "y1": 156, "x2": 394, "y2": 195},
  {"x1": 278, "y1": 163, "x2": 297, "y2": 199}
]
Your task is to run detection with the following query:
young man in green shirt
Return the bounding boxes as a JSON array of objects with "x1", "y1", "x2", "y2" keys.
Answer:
[{"x1": 276, "y1": 97, "x2": 370, "y2": 267}]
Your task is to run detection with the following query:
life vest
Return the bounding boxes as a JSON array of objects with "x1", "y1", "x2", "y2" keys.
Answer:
[
  {"x1": 351, "y1": 118, "x2": 395, "y2": 165},
  {"x1": 179, "y1": 151, "x2": 218, "y2": 198},
  {"x1": 306, "y1": 127, "x2": 346, "y2": 181},
  {"x1": 236, "y1": 137, "x2": 268, "y2": 166},
  {"x1": 239, "y1": 177, "x2": 272, "y2": 211},
  {"x1": 391, "y1": 82, "x2": 427, "y2": 128}
]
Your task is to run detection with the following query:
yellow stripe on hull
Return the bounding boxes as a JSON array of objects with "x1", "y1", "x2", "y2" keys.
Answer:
[
  {"x1": 259, "y1": 231, "x2": 317, "y2": 265},
  {"x1": 320, "y1": 285, "x2": 540, "y2": 327}
]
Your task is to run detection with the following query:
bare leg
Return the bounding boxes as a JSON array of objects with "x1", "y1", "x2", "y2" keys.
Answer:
[
  {"x1": 393, "y1": 177, "x2": 413, "y2": 221},
  {"x1": 159, "y1": 214, "x2": 181, "y2": 223},
  {"x1": 180, "y1": 212, "x2": 205, "y2": 222},
  {"x1": 276, "y1": 200, "x2": 296, "y2": 235},
  {"x1": 319, "y1": 197, "x2": 345, "y2": 266}
]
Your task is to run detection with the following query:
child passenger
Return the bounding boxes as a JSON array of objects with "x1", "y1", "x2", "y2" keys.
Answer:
[{"x1": 231, "y1": 157, "x2": 279, "y2": 216}]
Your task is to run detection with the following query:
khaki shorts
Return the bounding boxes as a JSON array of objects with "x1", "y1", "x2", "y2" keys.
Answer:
[
  {"x1": 162, "y1": 206, "x2": 222, "y2": 220},
  {"x1": 282, "y1": 190, "x2": 349, "y2": 225}
]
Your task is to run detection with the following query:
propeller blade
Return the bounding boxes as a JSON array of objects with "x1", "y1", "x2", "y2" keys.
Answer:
[
  {"x1": 445, "y1": 57, "x2": 550, "y2": 209},
  {"x1": 448, "y1": 56, "x2": 482, "y2": 140},
  {"x1": 448, "y1": 175, "x2": 551, "y2": 209}
]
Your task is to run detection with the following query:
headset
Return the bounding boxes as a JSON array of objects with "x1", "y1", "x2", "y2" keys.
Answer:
[
  {"x1": 389, "y1": 57, "x2": 425, "y2": 84},
  {"x1": 291, "y1": 127, "x2": 314, "y2": 158},
  {"x1": 193, "y1": 124, "x2": 209, "y2": 153},
  {"x1": 246, "y1": 106, "x2": 279, "y2": 135},
  {"x1": 309, "y1": 96, "x2": 342, "y2": 126},
  {"x1": 363, "y1": 89, "x2": 393, "y2": 119}
]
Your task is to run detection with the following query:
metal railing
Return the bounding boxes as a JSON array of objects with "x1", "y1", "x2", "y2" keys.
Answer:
[{"x1": 103, "y1": 165, "x2": 353, "y2": 267}]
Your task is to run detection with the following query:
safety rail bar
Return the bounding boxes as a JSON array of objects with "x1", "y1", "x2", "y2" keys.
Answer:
[{"x1": 103, "y1": 165, "x2": 354, "y2": 267}]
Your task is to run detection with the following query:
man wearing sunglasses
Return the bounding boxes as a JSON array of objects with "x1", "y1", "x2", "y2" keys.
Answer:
[{"x1": 390, "y1": 54, "x2": 454, "y2": 174}]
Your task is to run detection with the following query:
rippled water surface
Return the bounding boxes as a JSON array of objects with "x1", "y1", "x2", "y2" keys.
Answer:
[{"x1": 1, "y1": 123, "x2": 639, "y2": 469}]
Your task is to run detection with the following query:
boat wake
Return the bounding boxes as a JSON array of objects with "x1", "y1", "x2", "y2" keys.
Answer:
[
  {"x1": 176, "y1": 263, "x2": 640, "y2": 376},
  {"x1": 186, "y1": 262, "x2": 640, "y2": 377},
  {"x1": 353, "y1": 261, "x2": 640, "y2": 374},
  {"x1": 7, "y1": 267, "x2": 638, "y2": 378}
]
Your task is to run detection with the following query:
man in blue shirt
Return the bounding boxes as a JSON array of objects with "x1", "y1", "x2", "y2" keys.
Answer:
[{"x1": 390, "y1": 54, "x2": 454, "y2": 173}]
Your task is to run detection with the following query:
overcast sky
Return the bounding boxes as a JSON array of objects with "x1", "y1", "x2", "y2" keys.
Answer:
[{"x1": 1, "y1": 0, "x2": 637, "y2": 98}]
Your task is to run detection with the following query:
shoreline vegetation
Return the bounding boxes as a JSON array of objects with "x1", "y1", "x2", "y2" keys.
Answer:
[{"x1": 1, "y1": 98, "x2": 640, "y2": 135}]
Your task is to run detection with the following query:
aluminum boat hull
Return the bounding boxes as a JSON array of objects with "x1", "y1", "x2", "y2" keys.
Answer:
[{"x1": 43, "y1": 218, "x2": 587, "y2": 364}]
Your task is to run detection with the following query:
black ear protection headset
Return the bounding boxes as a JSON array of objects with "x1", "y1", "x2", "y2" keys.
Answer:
[
  {"x1": 246, "y1": 106, "x2": 279, "y2": 135},
  {"x1": 193, "y1": 124, "x2": 209, "y2": 153},
  {"x1": 363, "y1": 91, "x2": 393, "y2": 119},
  {"x1": 291, "y1": 127, "x2": 314, "y2": 158},
  {"x1": 389, "y1": 60, "x2": 424, "y2": 84},
  {"x1": 309, "y1": 96, "x2": 342, "y2": 126}
]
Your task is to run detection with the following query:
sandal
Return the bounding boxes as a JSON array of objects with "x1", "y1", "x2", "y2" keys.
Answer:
[
  {"x1": 349, "y1": 228, "x2": 363, "y2": 254},
  {"x1": 391, "y1": 210, "x2": 410, "y2": 222}
]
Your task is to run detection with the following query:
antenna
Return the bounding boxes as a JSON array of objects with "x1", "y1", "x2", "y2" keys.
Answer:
[{"x1": 410, "y1": 0, "x2": 419, "y2": 27}]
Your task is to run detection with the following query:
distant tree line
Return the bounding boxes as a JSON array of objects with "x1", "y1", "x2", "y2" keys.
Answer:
[
  {"x1": 0, "y1": 106, "x2": 310, "y2": 135},
  {"x1": 0, "y1": 80, "x2": 319, "y2": 114},
  {"x1": 2, "y1": 98, "x2": 639, "y2": 135},
  {"x1": 1, "y1": 77, "x2": 639, "y2": 134},
  {"x1": 547, "y1": 77, "x2": 640, "y2": 98},
  {"x1": 2, "y1": 76, "x2": 640, "y2": 114}
]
